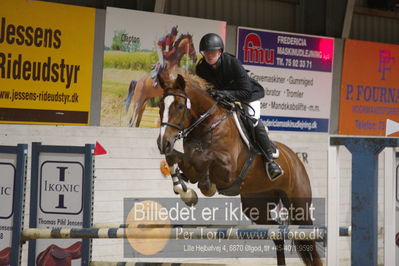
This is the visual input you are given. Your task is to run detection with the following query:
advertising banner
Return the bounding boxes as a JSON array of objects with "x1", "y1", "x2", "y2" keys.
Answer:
[
  {"x1": 338, "y1": 39, "x2": 399, "y2": 136},
  {"x1": 237, "y1": 27, "x2": 334, "y2": 132},
  {"x1": 101, "y1": 7, "x2": 226, "y2": 127},
  {"x1": 0, "y1": 161, "x2": 15, "y2": 262},
  {"x1": 123, "y1": 197, "x2": 326, "y2": 258},
  {"x1": 0, "y1": 144, "x2": 27, "y2": 266},
  {"x1": 28, "y1": 143, "x2": 94, "y2": 266},
  {"x1": 0, "y1": 0, "x2": 95, "y2": 125}
]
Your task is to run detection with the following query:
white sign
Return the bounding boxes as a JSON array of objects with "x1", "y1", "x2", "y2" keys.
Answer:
[
  {"x1": 39, "y1": 161, "x2": 84, "y2": 214},
  {"x1": 237, "y1": 27, "x2": 334, "y2": 132},
  {"x1": 35, "y1": 153, "x2": 86, "y2": 265},
  {"x1": 0, "y1": 156, "x2": 16, "y2": 259},
  {"x1": 0, "y1": 163, "x2": 14, "y2": 219}
]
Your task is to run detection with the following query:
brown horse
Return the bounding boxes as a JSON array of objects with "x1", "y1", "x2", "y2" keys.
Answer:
[
  {"x1": 125, "y1": 33, "x2": 197, "y2": 127},
  {"x1": 156, "y1": 73, "x2": 322, "y2": 266}
]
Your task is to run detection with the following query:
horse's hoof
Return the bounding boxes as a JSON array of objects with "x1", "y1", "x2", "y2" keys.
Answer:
[
  {"x1": 200, "y1": 183, "x2": 217, "y2": 197},
  {"x1": 208, "y1": 183, "x2": 217, "y2": 197},
  {"x1": 180, "y1": 188, "x2": 198, "y2": 206}
]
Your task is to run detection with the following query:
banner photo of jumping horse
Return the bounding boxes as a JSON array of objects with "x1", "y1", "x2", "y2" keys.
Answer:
[
  {"x1": 236, "y1": 27, "x2": 334, "y2": 132},
  {"x1": 101, "y1": 7, "x2": 226, "y2": 127}
]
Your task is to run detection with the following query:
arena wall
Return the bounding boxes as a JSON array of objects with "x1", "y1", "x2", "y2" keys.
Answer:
[{"x1": 0, "y1": 124, "x2": 370, "y2": 265}]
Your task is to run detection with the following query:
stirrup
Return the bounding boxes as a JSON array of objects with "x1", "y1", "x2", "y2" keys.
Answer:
[{"x1": 266, "y1": 161, "x2": 284, "y2": 181}]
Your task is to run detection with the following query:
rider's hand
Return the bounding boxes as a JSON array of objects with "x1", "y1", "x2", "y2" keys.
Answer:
[
  {"x1": 207, "y1": 88, "x2": 218, "y2": 97},
  {"x1": 218, "y1": 90, "x2": 236, "y2": 102},
  {"x1": 208, "y1": 89, "x2": 236, "y2": 102}
]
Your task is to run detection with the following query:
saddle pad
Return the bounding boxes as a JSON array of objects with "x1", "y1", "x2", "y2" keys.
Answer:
[{"x1": 232, "y1": 111, "x2": 279, "y2": 158}]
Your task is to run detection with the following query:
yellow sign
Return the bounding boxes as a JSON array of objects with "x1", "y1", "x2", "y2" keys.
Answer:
[{"x1": 0, "y1": 0, "x2": 95, "y2": 124}]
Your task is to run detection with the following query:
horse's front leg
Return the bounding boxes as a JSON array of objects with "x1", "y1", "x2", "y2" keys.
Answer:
[
  {"x1": 196, "y1": 165, "x2": 217, "y2": 197},
  {"x1": 161, "y1": 150, "x2": 198, "y2": 206}
]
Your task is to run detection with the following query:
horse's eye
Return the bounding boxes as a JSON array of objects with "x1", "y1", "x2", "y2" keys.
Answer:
[{"x1": 177, "y1": 103, "x2": 185, "y2": 110}]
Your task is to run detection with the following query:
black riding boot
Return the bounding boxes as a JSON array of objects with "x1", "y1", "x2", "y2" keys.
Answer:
[{"x1": 253, "y1": 122, "x2": 283, "y2": 180}]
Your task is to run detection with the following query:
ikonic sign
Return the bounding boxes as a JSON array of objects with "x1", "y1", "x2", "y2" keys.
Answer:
[
  {"x1": 28, "y1": 144, "x2": 93, "y2": 266},
  {"x1": 0, "y1": 163, "x2": 14, "y2": 218},
  {"x1": 39, "y1": 161, "x2": 83, "y2": 215},
  {"x1": 0, "y1": 162, "x2": 15, "y2": 254}
]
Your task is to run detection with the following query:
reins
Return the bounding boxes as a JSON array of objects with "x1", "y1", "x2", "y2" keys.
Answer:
[
  {"x1": 177, "y1": 102, "x2": 218, "y2": 139},
  {"x1": 161, "y1": 92, "x2": 234, "y2": 141}
]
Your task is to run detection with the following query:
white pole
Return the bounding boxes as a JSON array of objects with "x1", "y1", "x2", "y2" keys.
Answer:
[
  {"x1": 328, "y1": 145, "x2": 340, "y2": 265},
  {"x1": 384, "y1": 148, "x2": 396, "y2": 266}
]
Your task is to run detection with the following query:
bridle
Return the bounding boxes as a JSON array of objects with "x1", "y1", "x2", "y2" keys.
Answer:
[
  {"x1": 160, "y1": 92, "x2": 233, "y2": 141},
  {"x1": 160, "y1": 93, "x2": 190, "y2": 131}
]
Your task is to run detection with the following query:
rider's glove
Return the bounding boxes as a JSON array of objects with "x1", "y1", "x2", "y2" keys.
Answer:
[
  {"x1": 218, "y1": 90, "x2": 236, "y2": 102},
  {"x1": 208, "y1": 89, "x2": 236, "y2": 102}
]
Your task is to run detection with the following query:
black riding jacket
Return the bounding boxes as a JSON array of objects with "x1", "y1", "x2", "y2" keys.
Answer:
[{"x1": 196, "y1": 53, "x2": 264, "y2": 102}]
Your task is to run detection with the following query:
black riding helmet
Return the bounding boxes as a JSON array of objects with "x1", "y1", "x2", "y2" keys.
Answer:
[
  {"x1": 171, "y1": 26, "x2": 178, "y2": 35},
  {"x1": 199, "y1": 33, "x2": 224, "y2": 52}
]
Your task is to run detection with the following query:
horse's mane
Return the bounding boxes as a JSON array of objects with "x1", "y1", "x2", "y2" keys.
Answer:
[{"x1": 168, "y1": 69, "x2": 212, "y2": 92}]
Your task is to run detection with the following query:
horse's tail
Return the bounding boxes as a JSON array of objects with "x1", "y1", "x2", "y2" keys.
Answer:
[{"x1": 124, "y1": 80, "x2": 137, "y2": 112}]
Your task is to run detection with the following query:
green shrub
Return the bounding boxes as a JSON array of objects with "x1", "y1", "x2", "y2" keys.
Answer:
[{"x1": 103, "y1": 51, "x2": 157, "y2": 71}]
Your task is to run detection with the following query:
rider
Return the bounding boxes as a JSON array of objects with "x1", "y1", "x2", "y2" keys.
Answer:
[
  {"x1": 151, "y1": 26, "x2": 179, "y2": 87},
  {"x1": 157, "y1": 25, "x2": 179, "y2": 66},
  {"x1": 157, "y1": 26, "x2": 179, "y2": 69},
  {"x1": 195, "y1": 33, "x2": 283, "y2": 180}
]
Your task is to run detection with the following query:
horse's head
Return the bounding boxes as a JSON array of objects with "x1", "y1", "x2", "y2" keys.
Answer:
[
  {"x1": 175, "y1": 34, "x2": 197, "y2": 64},
  {"x1": 157, "y1": 73, "x2": 191, "y2": 154}
]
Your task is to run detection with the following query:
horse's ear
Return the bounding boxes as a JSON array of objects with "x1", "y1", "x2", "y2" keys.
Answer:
[
  {"x1": 157, "y1": 74, "x2": 166, "y2": 89},
  {"x1": 175, "y1": 74, "x2": 186, "y2": 91}
]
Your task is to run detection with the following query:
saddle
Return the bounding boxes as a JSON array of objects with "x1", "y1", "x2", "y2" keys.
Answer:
[
  {"x1": 215, "y1": 101, "x2": 278, "y2": 196},
  {"x1": 229, "y1": 102, "x2": 278, "y2": 156},
  {"x1": 0, "y1": 247, "x2": 11, "y2": 265},
  {"x1": 208, "y1": 89, "x2": 278, "y2": 156},
  {"x1": 36, "y1": 241, "x2": 82, "y2": 266}
]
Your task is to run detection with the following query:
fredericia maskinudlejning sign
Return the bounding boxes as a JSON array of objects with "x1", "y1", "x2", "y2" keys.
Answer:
[{"x1": 237, "y1": 27, "x2": 334, "y2": 133}]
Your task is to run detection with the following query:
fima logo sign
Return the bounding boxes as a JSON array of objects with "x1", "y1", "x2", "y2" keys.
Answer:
[
  {"x1": 237, "y1": 27, "x2": 333, "y2": 72},
  {"x1": 39, "y1": 161, "x2": 83, "y2": 215},
  {"x1": 242, "y1": 32, "x2": 275, "y2": 65}
]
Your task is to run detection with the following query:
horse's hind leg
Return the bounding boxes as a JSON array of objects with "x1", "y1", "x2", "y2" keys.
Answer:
[
  {"x1": 134, "y1": 99, "x2": 147, "y2": 127},
  {"x1": 272, "y1": 239, "x2": 286, "y2": 266},
  {"x1": 129, "y1": 80, "x2": 146, "y2": 127},
  {"x1": 240, "y1": 194, "x2": 287, "y2": 266},
  {"x1": 290, "y1": 197, "x2": 323, "y2": 266},
  {"x1": 293, "y1": 239, "x2": 321, "y2": 266}
]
